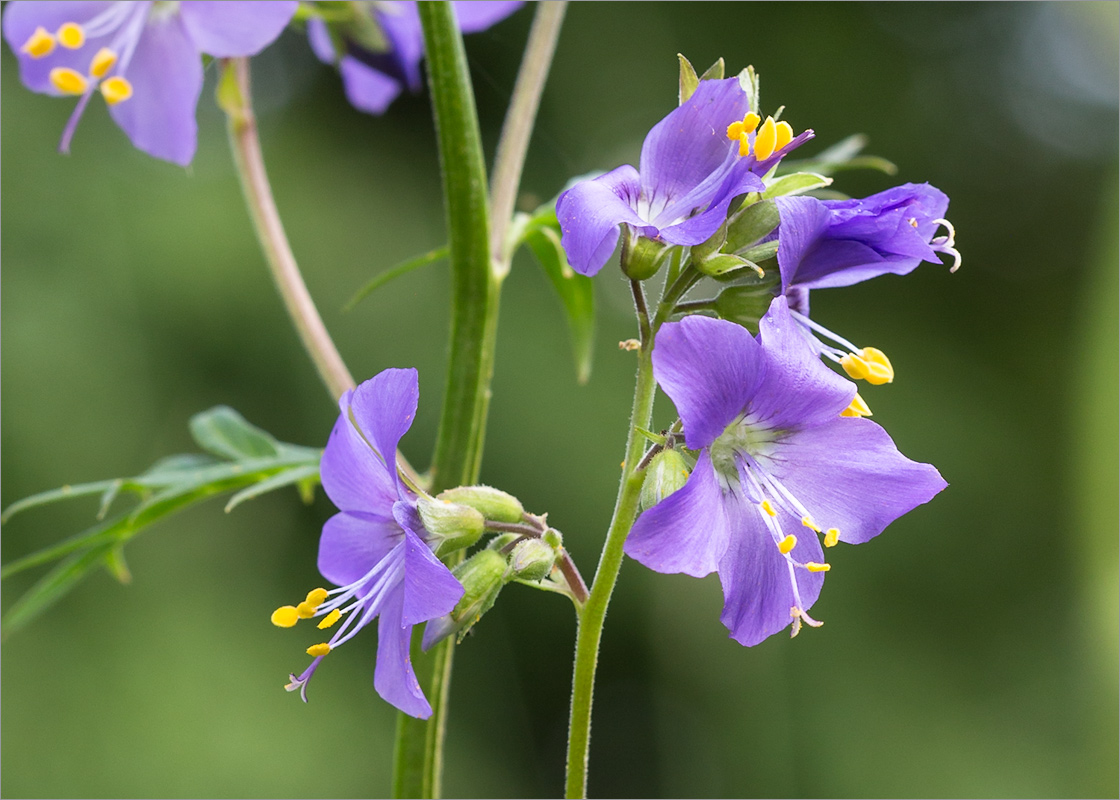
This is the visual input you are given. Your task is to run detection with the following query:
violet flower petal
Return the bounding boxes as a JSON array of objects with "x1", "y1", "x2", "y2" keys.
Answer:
[
  {"x1": 348, "y1": 367, "x2": 419, "y2": 480},
  {"x1": 399, "y1": 528, "x2": 465, "y2": 626},
  {"x1": 774, "y1": 418, "x2": 947, "y2": 545},
  {"x1": 451, "y1": 1, "x2": 522, "y2": 33},
  {"x1": 177, "y1": 1, "x2": 297, "y2": 58},
  {"x1": 651, "y1": 314, "x2": 763, "y2": 450},
  {"x1": 339, "y1": 55, "x2": 403, "y2": 114},
  {"x1": 748, "y1": 297, "x2": 856, "y2": 429},
  {"x1": 556, "y1": 164, "x2": 652, "y2": 276},
  {"x1": 716, "y1": 492, "x2": 825, "y2": 646},
  {"x1": 373, "y1": 587, "x2": 433, "y2": 718},
  {"x1": 319, "y1": 392, "x2": 399, "y2": 515},
  {"x1": 375, "y1": 1, "x2": 424, "y2": 91},
  {"x1": 305, "y1": 16, "x2": 334, "y2": 63},
  {"x1": 625, "y1": 451, "x2": 731, "y2": 577},
  {"x1": 108, "y1": 11, "x2": 202, "y2": 166},
  {"x1": 317, "y1": 511, "x2": 400, "y2": 587}
]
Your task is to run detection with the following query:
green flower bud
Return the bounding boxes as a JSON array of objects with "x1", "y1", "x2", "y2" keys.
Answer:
[
  {"x1": 725, "y1": 198, "x2": 780, "y2": 254},
  {"x1": 542, "y1": 528, "x2": 563, "y2": 549},
  {"x1": 423, "y1": 549, "x2": 509, "y2": 648},
  {"x1": 417, "y1": 496, "x2": 485, "y2": 556},
  {"x1": 640, "y1": 448, "x2": 691, "y2": 510},
  {"x1": 713, "y1": 283, "x2": 778, "y2": 333},
  {"x1": 621, "y1": 233, "x2": 671, "y2": 280},
  {"x1": 508, "y1": 538, "x2": 557, "y2": 583},
  {"x1": 437, "y1": 485, "x2": 525, "y2": 524}
]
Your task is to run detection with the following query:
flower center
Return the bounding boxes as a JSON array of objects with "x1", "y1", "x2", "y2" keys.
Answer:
[{"x1": 726, "y1": 112, "x2": 795, "y2": 161}]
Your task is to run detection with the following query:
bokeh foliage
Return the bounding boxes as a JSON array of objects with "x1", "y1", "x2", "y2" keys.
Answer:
[{"x1": 2, "y1": 3, "x2": 1117, "y2": 797}]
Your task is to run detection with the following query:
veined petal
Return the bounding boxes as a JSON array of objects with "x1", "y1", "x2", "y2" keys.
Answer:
[
  {"x1": 773, "y1": 417, "x2": 947, "y2": 545},
  {"x1": 451, "y1": 1, "x2": 522, "y2": 32},
  {"x1": 639, "y1": 78, "x2": 750, "y2": 225},
  {"x1": 556, "y1": 165, "x2": 651, "y2": 277},
  {"x1": 108, "y1": 10, "x2": 201, "y2": 165},
  {"x1": 625, "y1": 451, "x2": 731, "y2": 577},
  {"x1": 775, "y1": 196, "x2": 832, "y2": 293},
  {"x1": 399, "y1": 528, "x2": 464, "y2": 627},
  {"x1": 658, "y1": 157, "x2": 766, "y2": 246},
  {"x1": 318, "y1": 511, "x2": 401, "y2": 587},
  {"x1": 320, "y1": 390, "x2": 398, "y2": 514},
  {"x1": 177, "y1": 1, "x2": 297, "y2": 57},
  {"x1": 305, "y1": 17, "x2": 334, "y2": 63},
  {"x1": 338, "y1": 55, "x2": 403, "y2": 115},
  {"x1": 373, "y1": 587, "x2": 433, "y2": 718},
  {"x1": 3, "y1": 1, "x2": 117, "y2": 94},
  {"x1": 749, "y1": 297, "x2": 856, "y2": 429},
  {"x1": 375, "y1": 1, "x2": 424, "y2": 91},
  {"x1": 717, "y1": 491, "x2": 825, "y2": 646},
  {"x1": 348, "y1": 367, "x2": 419, "y2": 483},
  {"x1": 653, "y1": 315, "x2": 762, "y2": 450}
]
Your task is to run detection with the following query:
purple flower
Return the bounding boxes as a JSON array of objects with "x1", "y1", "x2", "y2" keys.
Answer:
[
  {"x1": 624, "y1": 297, "x2": 946, "y2": 646},
  {"x1": 556, "y1": 78, "x2": 814, "y2": 277},
  {"x1": 307, "y1": 1, "x2": 522, "y2": 115},
  {"x1": 771, "y1": 183, "x2": 961, "y2": 383},
  {"x1": 272, "y1": 368, "x2": 463, "y2": 718},
  {"x1": 3, "y1": 1, "x2": 298, "y2": 165}
]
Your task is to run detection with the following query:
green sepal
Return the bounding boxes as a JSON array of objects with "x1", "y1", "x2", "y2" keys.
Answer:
[
  {"x1": 438, "y1": 485, "x2": 524, "y2": 525},
  {"x1": 508, "y1": 538, "x2": 556, "y2": 583},
  {"x1": 634, "y1": 427, "x2": 668, "y2": 447},
  {"x1": 417, "y1": 497, "x2": 486, "y2": 556},
  {"x1": 423, "y1": 549, "x2": 509, "y2": 647},
  {"x1": 713, "y1": 282, "x2": 780, "y2": 333},
  {"x1": 737, "y1": 65, "x2": 761, "y2": 113},
  {"x1": 725, "y1": 198, "x2": 780, "y2": 254},
  {"x1": 763, "y1": 172, "x2": 833, "y2": 199},
  {"x1": 621, "y1": 233, "x2": 671, "y2": 281},
  {"x1": 696, "y1": 253, "x2": 761, "y2": 278},
  {"x1": 678, "y1": 54, "x2": 699, "y2": 105},
  {"x1": 698, "y1": 57, "x2": 725, "y2": 82},
  {"x1": 778, "y1": 133, "x2": 898, "y2": 177}
]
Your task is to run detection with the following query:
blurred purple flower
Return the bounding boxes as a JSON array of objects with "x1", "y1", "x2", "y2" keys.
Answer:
[
  {"x1": 556, "y1": 78, "x2": 813, "y2": 277},
  {"x1": 2, "y1": 0, "x2": 298, "y2": 165},
  {"x1": 307, "y1": 1, "x2": 522, "y2": 115},
  {"x1": 275, "y1": 369, "x2": 463, "y2": 718},
  {"x1": 624, "y1": 298, "x2": 946, "y2": 646}
]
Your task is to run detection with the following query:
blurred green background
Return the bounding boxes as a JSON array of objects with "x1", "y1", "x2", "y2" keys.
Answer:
[{"x1": 3, "y1": 2, "x2": 1117, "y2": 797}]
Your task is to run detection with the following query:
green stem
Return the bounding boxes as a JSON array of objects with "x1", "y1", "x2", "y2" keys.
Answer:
[{"x1": 565, "y1": 294, "x2": 659, "y2": 799}]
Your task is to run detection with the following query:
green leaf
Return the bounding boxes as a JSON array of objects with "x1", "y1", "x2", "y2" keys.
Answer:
[
  {"x1": 698, "y1": 57, "x2": 725, "y2": 82},
  {"x1": 344, "y1": 245, "x2": 449, "y2": 312},
  {"x1": 763, "y1": 172, "x2": 833, "y2": 199},
  {"x1": 2, "y1": 542, "x2": 118, "y2": 638},
  {"x1": 1, "y1": 480, "x2": 118, "y2": 524},
  {"x1": 224, "y1": 463, "x2": 321, "y2": 513},
  {"x1": 189, "y1": 406, "x2": 279, "y2": 460},
  {"x1": 523, "y1": 222, "x2": 596, "y2": 384},
  {"x1": 778, "y1": 133, "x2": 898, "y2": 177},
  {"x1": 677, "y1": 54, "x2": 699, "y2": 105}
]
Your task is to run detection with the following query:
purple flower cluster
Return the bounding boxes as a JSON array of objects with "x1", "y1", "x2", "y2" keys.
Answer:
[
  {"x1": 308, "y1": 1, "x2": 522, "y2": 115},
  {"x1": 3, "y1": 1, "x2": 298, "y2": 164},
  {"x1": 273, "y1": 369, "x2": 463, "y2": 718}
]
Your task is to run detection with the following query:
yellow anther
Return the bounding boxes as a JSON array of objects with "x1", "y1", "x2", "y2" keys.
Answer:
[
  {"x1": 99, "y1": 76, "x2": 132, "y2": 105},
  {"x1": 270, "y1": 605, "x2": 300, "y2": 628},
  {"x1": 778, "y1": 534, "x2": 797, "y2": 554},
  {"x1": 753, "y1": 116, "x2": 778, "y2": 161},
  {"x1": 317, "y1": 609, "x2": 342, "y2": 629},
  {"x1": 760, "y1": 499, "x2": 777, "y2": 517},
  {"x1": 49, "y1": 67, "x2": 89, "y2": 95},
  {"x1": 806, "y1": 562, "x2": 831, "y2": 573},
  {"x1": 726, "y1": 112, "x2": 760, "y2": 142},
  {"x1": 840, "y1": 352, "x2": 871, "y2": 381},
  {"x1": 909, "y1": 218, "x2": 919, "y2": 228},
  {"x1": 774, "y1": 120, "x2": 793, "y2": 151},
  {"x1": 305, "y1": 587, "x2": 329, "y2": 606},
  {"x1": 295, "y1": 601, "x2": 318, "y2": 619},
  {"x1": 21, "y1": 27, "x2": 56, "y2": 58},
  {"x1": 841, "y1": 392, "x2": 872, "y2": 418},
  {"x1": 306, "y1": 643, "x2": 332, "y2": 657},
  {"x1": 56, "y1": 22, "x2": 85, "y2": 49},
  {"x1": 824, "y1": 528, "x2": 840, "y2": 548},
  {"x1": 801, "y1": 516, "x2": 821, "y2": 532},
  {"x1": 859, "y1": 347, "x2": 894, "y2": 385},
  {"x1": 90, "y1": 48, "x2": 118, "y2": 78}
]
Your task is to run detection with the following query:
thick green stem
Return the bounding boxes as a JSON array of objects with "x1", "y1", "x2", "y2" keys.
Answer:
[{"x1": 565, "y1": 309, "x2": 659, "y2": 799}]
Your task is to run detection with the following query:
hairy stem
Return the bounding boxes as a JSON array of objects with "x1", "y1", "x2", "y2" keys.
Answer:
[{"x1": 489, "y1": 0, "x2": 567, "y2": 275}]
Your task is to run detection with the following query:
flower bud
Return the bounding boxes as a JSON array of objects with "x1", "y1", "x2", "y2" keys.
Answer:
[
  {"x1": 640, "y1": 448, "x2": 691, "y2": 510},
  {"x1": 508, "y1": 538, "x2": 557, "y2": 583},
  {"x1": 437, "y1": 485, "x2": 524, "y2": 524},
  {"x1": 542, "y1": 528, "x2": 563, "y2": 549},
  {"x1": 422, "y1": 549, "x2": 509, "y2": 649},
  {"x1": 725, "y1": 198, "x2": 779, "y2": 254},
  {"x1": 621, "y1": 232, "x2": 671, "y2": 280},
  {"x1": 417, "y1": 496, "x2": 485, "y2": 556},
  {"x1": 713, "y1": 283, "x2": 778, "y2": 333}
]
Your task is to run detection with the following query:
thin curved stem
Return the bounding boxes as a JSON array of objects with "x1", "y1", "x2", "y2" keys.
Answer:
[{"x1": 489, "y1": 0, "x2": 567, "y2": 275}]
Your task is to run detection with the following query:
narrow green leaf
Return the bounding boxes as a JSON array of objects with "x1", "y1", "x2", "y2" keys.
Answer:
[
  {"x1": 778, "y1": 133, "x2": 898, "y2": 177},
  {"x1": 1, "y1": 480, "x2": 118, "y2": 524},
  {"x1": 677, "y1": 54, "x2": 699, "y2": 105},
  {"x1": 344, "y1": 245, "x2": 450, "y2": 312},
  {"x1": 524, "y1": 225, "x2": 595, "y2": 383},
  {"x1": 224, "y1": 464, "x2": 321, "y2": 513},
  {"x1": 189, "y1": 406, "x2": 279, "y2": 460},
  {"x1": 0, "y1": 513, "x2": 130, "y2": 580},
  {"x1": 2, "y1": 542, "x2": 118, "y2": 638},
  {"x1": 763, "y1": 171, "x2": 832, "y2": 199},
  {"x1": 104, "y1": 544, "x2": 132, "y2": 584}
]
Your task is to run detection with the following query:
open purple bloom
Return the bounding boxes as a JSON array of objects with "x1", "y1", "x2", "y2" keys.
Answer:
[
  {"x1": 274, "y1": 369, "x2": 463, "y2": 718},
  {"x1": 556, "y1": 78, "x2": 814, "y2": 277},
  {"x1": 307, "y1": 1, "x2": 522, "y2": 115},
  {"x1": 3, "y1": 1, "x2": 298, "y2": 165},
  {"x1": 625, "y1": 297, "x2": 946, "y2": 645},
  {"x1": 769, "y1": 183, "x2": 960, "y2": 383}
]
